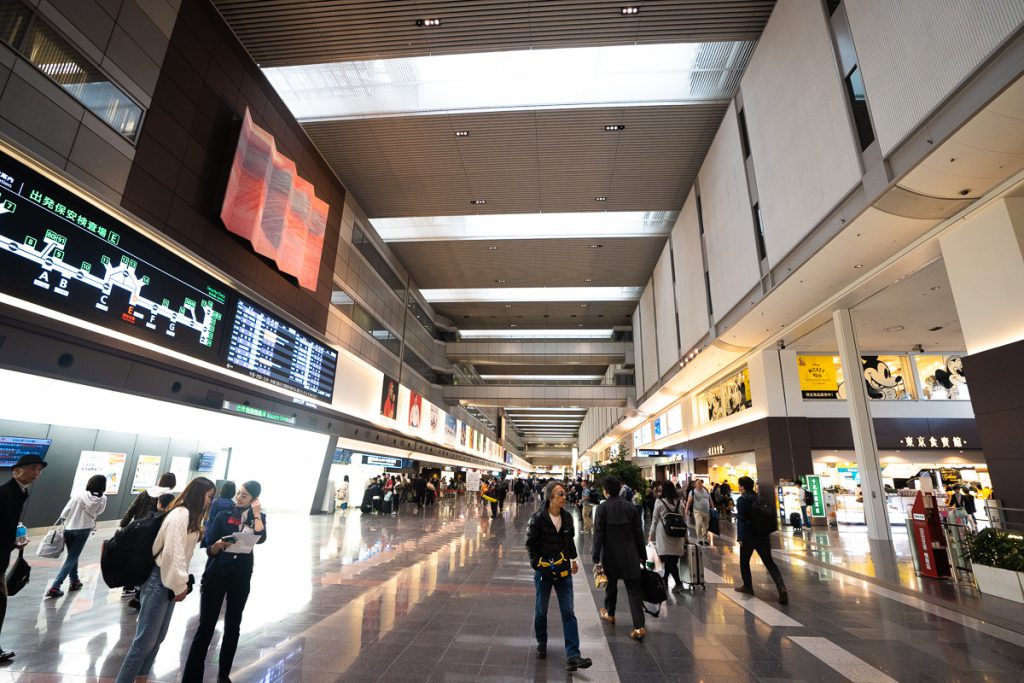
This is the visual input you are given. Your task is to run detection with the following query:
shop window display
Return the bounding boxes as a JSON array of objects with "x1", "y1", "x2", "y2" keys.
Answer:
[
  {"x1": 697, "y1": 368, "x2": 752, "y2": 425},
  {"x1": 915, "y1": 355, "x2": 969, "y2": 400}
]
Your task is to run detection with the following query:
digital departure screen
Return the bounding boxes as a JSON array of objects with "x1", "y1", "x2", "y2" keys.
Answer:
[
  {"x1": 0, "y1": 437, "x2": 51, "y2": 467},
  {"x1": 0, "y1": 151, "x2": 231, "y2": 362},
  {"x1": 224, "y1": 298, "x2": 337, "y2": 401}
]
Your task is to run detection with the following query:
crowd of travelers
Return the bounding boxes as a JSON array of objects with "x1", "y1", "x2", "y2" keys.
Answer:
[{"x1": 0, "y1": 453, "x2": 792, "y2": 677}]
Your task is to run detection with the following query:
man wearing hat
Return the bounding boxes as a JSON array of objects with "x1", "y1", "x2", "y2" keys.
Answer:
[{"x1": 0, "y1": 454, "x2": 47, "y2": 662}]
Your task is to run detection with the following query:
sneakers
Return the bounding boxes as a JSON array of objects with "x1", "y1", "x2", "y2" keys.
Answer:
[
  {"x1": 630, "y1": 627, "x2": 646, "y2": 641},
  {"x1": 778, "y1": 587, "x2": 789, "y2": 605},
  {"x1": 599, "y1": 608, "x2": 615, "y2": 624},
  {"x1": 68, "y1": 581, "x2": 84, "y2": 591},
  {"x1": 536, "y1": 643, "x2": 546, "y2": 659},
  {"x1": 45, "y1": 587, "x2": 64, "y2": 598},
  {"x1": 565, "y1": 656, "x2": 592, "y2": 672},
  {"x1": 734, "y1": 585, "x2": 754, "y2": 595}
]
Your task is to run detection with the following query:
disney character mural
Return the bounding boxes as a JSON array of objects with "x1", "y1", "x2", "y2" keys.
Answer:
[
  {"x1": 861, "y1": 356, "x2": 909, "y2": 400},
  {"x1": 924, "y1": 355, "x2": 968, "y2": 400}
]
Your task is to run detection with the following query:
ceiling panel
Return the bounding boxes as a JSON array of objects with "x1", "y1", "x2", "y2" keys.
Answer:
[
  {"x1": 433, "y1": 300, "x2": 637, "y2": 329},
  {"x1": 390, "y1": 236, "x2": 667, "y2": 290},
  {"x1": 473, "y1": 364, "x2": 610, "y2": 375},
  {"x1": 303, "y1": 104, "x2": 727, "y2": 218},
  {"x1": 213, "y1": 0, "x2": 776, "y2": 67}
]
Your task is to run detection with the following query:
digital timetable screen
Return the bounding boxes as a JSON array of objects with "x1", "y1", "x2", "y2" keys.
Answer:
[
  {"x1": 224, "y1": 298, "x2": 338, "y2": 401},
  {"x1": 0, "y1": 150, "x2": 231, "y2": 363}
]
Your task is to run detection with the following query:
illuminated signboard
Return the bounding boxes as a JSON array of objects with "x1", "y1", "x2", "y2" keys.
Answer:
[
  {"x1": 221, "y1": 109, "x2": 329, "y2": 291},
  {"x1": 222, "y1": 401, "x2": 296, "y2": 425},
  {"x1": 360, "y1": 453, "x2": 412, "y2": 469},
  {"x1": 635, "y1": 449, "x2": 662, "y2": 458},
  {"x1": 0, "y1": 437, "x2": 51, "y2": 467},
  {"x1": 0, "y1": 148, "x2": 231, "y2": 362},
  {"x1": 224, "y1": 298, "x2": 338, "y2": 401}
]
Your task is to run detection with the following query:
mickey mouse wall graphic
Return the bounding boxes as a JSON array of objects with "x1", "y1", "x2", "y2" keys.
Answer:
[
  {"x1": 932, "y1": 355, "x2": 967, "y2": 399},
  {"x1": 861, "y1": 356, "x2": 907, "y2": 399}
]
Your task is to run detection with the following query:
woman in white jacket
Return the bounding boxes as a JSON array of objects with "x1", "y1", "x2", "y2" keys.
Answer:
[
  {"x1": 46, "y1": 475, "x2": 107, "y2": 597},
  {"x1": 115, "y1": 477, "x2": 215, "y2": 683}
]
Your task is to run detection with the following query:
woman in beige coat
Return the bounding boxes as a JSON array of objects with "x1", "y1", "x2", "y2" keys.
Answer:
[{"x1": 649, "y1": 482, "x2": 687, "y2": 593}]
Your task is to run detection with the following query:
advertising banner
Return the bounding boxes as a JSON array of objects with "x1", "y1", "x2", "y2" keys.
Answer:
[
  {"x1": 797, "y1": 355, "x2": 840, "y2": 399},
  {"x1": 408, "y1": 391, "x2": 422, "y2": 428},
  {"x1": 72, "y1": 451, "x2": 127, "y2": 495},
  {"x1": 806, "y1": 474, "x2": 825, "y2": 517},
  {"x1": 466, "y1": 470, "x2": 481, "y2": 492},
  {"x1": 130, "y1": 454, "x2": 163, "y2": 494}
]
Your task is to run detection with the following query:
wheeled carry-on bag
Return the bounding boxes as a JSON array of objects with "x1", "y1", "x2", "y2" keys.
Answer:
[
  {"x1": 789, "y1": 511, "x2": 802, "y2": 530},
  {"x1": 681, "y1": 542, "x2": 705, "y2": 590}
]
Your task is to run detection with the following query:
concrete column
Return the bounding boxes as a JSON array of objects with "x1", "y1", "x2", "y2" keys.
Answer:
[
  {"x1": 833, "y1": 309, "x2": 892, "y2": 542},
  {"x1": 941, "y1": 198, "x2": 1024, "y2": 516}
]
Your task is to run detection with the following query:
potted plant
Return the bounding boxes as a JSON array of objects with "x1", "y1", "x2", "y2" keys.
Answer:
[{"x1": 965, "y1": 528, "x2": 1024, "y2": 603}]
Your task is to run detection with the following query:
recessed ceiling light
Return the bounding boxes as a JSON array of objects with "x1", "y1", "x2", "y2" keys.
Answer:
[
  {"x1": 487, "y1": 245, "x2": 498, "y2": 250},
  {"x1": 929, "y1": 325, "x2": 944, "y2": 332},
  {"x1": 509, "y1": 323, "x2": 517, "y2": 328},
  {"x1": 470, "y1": 199, "x2": 486, "y2": 205},
  {"x1": 595, "y1": 196, "x2": 607, "y2": 201},
  {"x1": 853, "y1": 264, "x2": 863, "y2": 269},
  {"x1": 589, "y1": 244, "x2": 602, "y2": 248},
  {"x1": 884, "y1": 325, "x2": 905, "y2": 332},
  {"x1": 454, "y1": 130, "x2": 469, "y2": 137},
  {"x1": 505, "y1": 304, "x2": 512, "y2": 308},
  {"x1": 416, "y1": 18, "x2": 441, "y2": 27},
  {"x1": 605, "y1": 124, "x2": 626, "y2": 131},
  {"x1": 584, "y1": 278, "x2": 593, "y2": 282},
  {"x1": 495, "y1": 279, "x2": 507, "y2": 284},
  {"x1": 621, "y1": 6, "x2": 639, "y2": 15},
  {"x1": 929, "y1": 286, "x2": 941, "y2": 291},
  {"x1": 580, "y1": 304, "x2": 588, "y2": 308}
]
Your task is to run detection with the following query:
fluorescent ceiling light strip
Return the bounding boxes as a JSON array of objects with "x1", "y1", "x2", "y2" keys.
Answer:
[
  {"x1": 507, "y1": 407, "x2": 587, "y2": 412},
  {"x1": 421, "y1": 287, "x2": 642, "y2": 303},
  {"x1": 370, "y1": 212, "x2": 676, "y2": 242},
  {"x1": 264, "y1": 41, "x2": 753, "y2": 121},
  {"x1": 459, "y1": 328, "x2": 615, "y2": 339},
  {"x1": 480, "y1": 375, "x2": 604, "y2": 381}
]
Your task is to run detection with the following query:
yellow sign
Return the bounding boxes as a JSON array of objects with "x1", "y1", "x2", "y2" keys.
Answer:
[{"x1": 797, "y1": 355, "x2": 839, "y2": 399}]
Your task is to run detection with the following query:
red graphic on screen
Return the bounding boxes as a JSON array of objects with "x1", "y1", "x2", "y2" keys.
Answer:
[{"x1": 220, "y1": 109, "x2": 329, "y2": 291}]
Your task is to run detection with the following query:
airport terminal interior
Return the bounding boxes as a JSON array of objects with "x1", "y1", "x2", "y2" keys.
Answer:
[{"x1": 0, "y1": 0, "x2": 1023, "y2": 681}]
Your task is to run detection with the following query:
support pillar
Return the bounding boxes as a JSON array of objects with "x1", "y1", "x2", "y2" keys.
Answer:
[
  {"x1": 940, "y1": 197, "x2": 1024, "y2": 516},
  {"x1": 833, "y1": 309, "x2": 892, "y2": 542}
]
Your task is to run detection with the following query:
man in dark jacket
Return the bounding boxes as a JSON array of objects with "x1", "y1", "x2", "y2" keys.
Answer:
[
  {"x1": 592, "y1": 476, "x2": 647, "y2": 640},
  {"x1": 735, "y1": 476, "x2": 788, "y2": 604},
  {"x1": 526, "y1": 481, "x2": 592, "y2": 672},
  {"x1": 0, "y1": 454, "x2": 47, "y2": 662}
]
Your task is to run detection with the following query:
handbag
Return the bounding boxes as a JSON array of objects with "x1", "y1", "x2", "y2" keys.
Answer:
[
  {"x1": 36, "y1": 520, "x2": 65, "y2": 558},
  {"x1": 537, "y1": 552, "x2": 571, "y2": 582},
  {"x1": 593, "y1": 566, "x2": 608, "y2": 589},
  {"x1": 5, "y1": 546, "x2": 31, "y2": 596}
]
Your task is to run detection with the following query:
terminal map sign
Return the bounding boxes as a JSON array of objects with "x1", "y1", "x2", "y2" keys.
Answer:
[{"x1": 0, "y1": 150, "x2": 230, "y2": 363}]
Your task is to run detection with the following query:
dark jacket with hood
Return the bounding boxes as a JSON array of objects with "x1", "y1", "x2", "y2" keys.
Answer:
[
  {"x1": 592, "y1": 494, "x2": 645, "y2": 580},
  {"x1": 525, "y1": 505, "x2": 578, "y2": 569}
]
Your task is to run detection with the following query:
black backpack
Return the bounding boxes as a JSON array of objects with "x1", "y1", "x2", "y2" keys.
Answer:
[
  {"x1": 101, "y1": 512, "x2": 167, "y2": 588},
  {"x1": 751, "y1": 496, "x2": 778, "y2": 537},
  {"x1": 662, "y1": 501, "x2": 687, "y2": 538}
]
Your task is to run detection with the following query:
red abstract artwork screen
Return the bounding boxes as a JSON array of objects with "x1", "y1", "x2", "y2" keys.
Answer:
[{"x1": 220, "y1": 109, "x2": 329, "y2": 291}]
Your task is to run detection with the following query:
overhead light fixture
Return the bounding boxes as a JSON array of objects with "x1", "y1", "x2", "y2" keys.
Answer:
[
  {"x1": 605, "y1": 124, "x2": 626, "y2": 131},
  {"x1": 509, "y1": 323, "x2": 517, "y2": 328},
  {"x1": 421, "y1": 287, "x2": 641, "y2": 303},
  {"x1": 621, "y1": 6, "x2": 640, "y2": 15},
  {"x1": 458, "y1": 329, "x2": 613, "y2": 339},
  {"x1": 454, "y1": 130, "x2": 469, "y2": 137},
  {"x1": 416, "y1": 18, "x2": 441, "y2": 27},
  {"x1": 487, "y1": 245, "x2": 498, "y2": 250},
  {"x1": 884, "y1": 325, "x2": 905, "y2": 332},
  {"x1": 584, "y1": 278, "x2": 593, "y2": 283},
  {"x1": 589, "y1": 244, "x2": 602, "y2": 249},
  {"x1": 470, "y1": 199, "x2": 486, "y2": 205},
  {"x1": 504, "y1": 304, "x2": 512, "y2": 308},
  {"x1": 495, "y1": 279, "x2": 507, "y2": 284},
  {"x1": 853, "y1": 264, "x2": 863, "y2": 269},
  {"x1": 595, "y1": 196, "x2": 607, "y2": 201}
]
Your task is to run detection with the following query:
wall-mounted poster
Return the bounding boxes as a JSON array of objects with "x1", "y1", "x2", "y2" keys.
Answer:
[
  {"x1": 459, "y1": 422, "x2": 467, "y2": 446},
  {"x1": 915, "y1": 355, "x2": 969, "y2": 400},
  {"x1": 633, "y1": 430, "x2": 642, "y2": 448},
  {"x1": 429, "y1": 404, "x2": 440, "y2": 435},
  {"x1": 72, "y1": 451, "x2": 127, "y2": 495},
  {"x1": 698, "y1": 367, "x2": 752, "y2": 424},
  {"x1": 130, "y1": 454, "x2": 163, "y2": 494},
  {"x1": 666, "y1": 405, "x2": 683, "y2": 434},
  {"x1": 797, "y1": 355, "x2": 841, "y2": 399},
  {"x1": 408, "y1": 391, "x2": 422, "y2": 428},
  {"x1": 445, "y1": 414, "x2": 457, "y2": 444},
  {"x1": 168, "y1": 455, "x2": 190, "y2": 492},
  {"x1": 653, "y1": 416, "x2": 665, "y2": 440},
  {"x1": 640, "y1": 423, "x2": 653, "y2": 445},
  {"x1": 380, "y1": 375, "x2": 399, "y2": 419},
  {"x1": 861, "y1": 355, "x2": 914, "y2": 400}
]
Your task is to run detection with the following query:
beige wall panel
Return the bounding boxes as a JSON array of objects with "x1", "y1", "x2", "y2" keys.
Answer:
[
  {"x1": 671, "y1": 188, "x2": 710, "y2": 352},
  {"x1": 653, "y1": 243, "x2": 678, "y2": 376},
  {"x1": 639, "y1": 282, "x2": 658, "y2": 393}
]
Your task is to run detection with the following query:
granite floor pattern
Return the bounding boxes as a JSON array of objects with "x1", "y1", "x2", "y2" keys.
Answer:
[{"x1": 1, "y1": 496, "x2": 1022, "y2": 682}]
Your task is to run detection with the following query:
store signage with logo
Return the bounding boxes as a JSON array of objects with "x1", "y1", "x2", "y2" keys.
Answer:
[
  {"x1": 361, "y1": 453, "x2": 412, "y2": 469},
  {"x1": 901, "y1": 435, "x2": 967, "y2": 448},
  {"x1": 332, "y1": 448, "x2": 352, "y2": 464},
  {"x1": 635, "y1": 449, "x2": 661, "y2": 457},
  {"x1": 806, "y1": 475, "x2": 825, "y2": 517},
  {"x1": 706, "y1": 445, "x2": 725, "y2": 456}
]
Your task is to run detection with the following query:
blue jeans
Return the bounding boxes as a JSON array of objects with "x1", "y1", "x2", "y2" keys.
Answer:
[
  {"x1": 533, "y1": 570, "x2": 580, "y2": 658},
  {"x1": 51, "y1": 529, "x2": 91, "y2": 587},
  {"x1": 115, "y1": 566, "x2": 177, "y2": 683}
]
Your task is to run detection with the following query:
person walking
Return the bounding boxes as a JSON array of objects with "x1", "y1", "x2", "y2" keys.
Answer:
[
  {"x1": 182, "y1": 481, "x2": 267, "y2": 683},
  {"x1": 802, "y1": 485, "x2": 814, "y2": 528},
  {"x1": 496, "y1": 477, "x2": 508, "y2": 514},
  {"x1": 0, "y1": 454, "x2": 46, "y2": 661},
  {"x1": 734, "y1": 476, "x2": 788, "y2": 605},
  {"x1": 686, "y1": 478, "x2": 712, "y2": 545},
  {"x1": 593, "y1": 476, "x2": 646, "y2": 641},
  {"x1": 46, "y1": 474, "x2": 107, "y2": 597},
  {"x1": 526, "y1": 481, "x2": 592, "y2": 672},
  {"x1": 203, "y1": 482, "x2": 236, "y2": 543},
  {"x1": 336, "y1": 475, "x2": 350, "y2": 511},
  {"x1": 649, "y1": 481, "x2": 686, "y2": 593},
  {"x1": 119, "y1": 472, "x2": 176, "y2": 597},
  {"x1": 115, "y1": 477, "x2": 217, "y2": 683}
]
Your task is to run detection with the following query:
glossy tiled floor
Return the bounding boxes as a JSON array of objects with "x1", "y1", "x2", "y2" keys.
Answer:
[{"x1": 3, "y1": 497, "x2": 1023, "y2": 682}]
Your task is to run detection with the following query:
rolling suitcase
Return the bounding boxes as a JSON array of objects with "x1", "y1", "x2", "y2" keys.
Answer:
[
  {"x1": 789, "y1": 511, "x2": 802, "y2": 530},
  {"x1": 681, "y1": 542, "x2": 705, "y2": 590}
]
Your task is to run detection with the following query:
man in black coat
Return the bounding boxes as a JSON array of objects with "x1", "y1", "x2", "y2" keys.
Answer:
[
  {"x1": 592, "y1": 476, "x2": 647, "y2": 640},
  {"x1": 0, "y1": 453, "x2": 47, "y2": 661},
  {"x1": 735, "y1": 476, "x2": 788, "y2": 604}
]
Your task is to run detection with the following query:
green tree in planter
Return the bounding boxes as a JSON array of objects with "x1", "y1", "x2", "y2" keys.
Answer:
[
  {"x1": 965, "y1": 528, "x2": 1024, "y2": 572},
  {"x1": 592, "y1": 446, "x2": 648, "y2": 498}
]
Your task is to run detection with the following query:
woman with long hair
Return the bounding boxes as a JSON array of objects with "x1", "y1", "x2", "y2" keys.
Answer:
[
  {"x1": 45, "y1": 474, "x2": 107, "y2": 597},
  {"x1": 649, "y1": 481, "x2": 686, "y2": 592},
  {"x1": 115, "y1": 477, "x2": 216, "y2": 683},
  {"x1": 183, "y1": 480, "x2": 267, "y2": 682}
]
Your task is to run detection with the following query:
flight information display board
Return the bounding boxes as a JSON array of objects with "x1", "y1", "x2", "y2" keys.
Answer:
[
  {"x1": 224, "y1": 298, "x2": 337, "y2": 401},
  {"x1": 0, "y1": 150, "x2": 231, "y2": 362}
]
